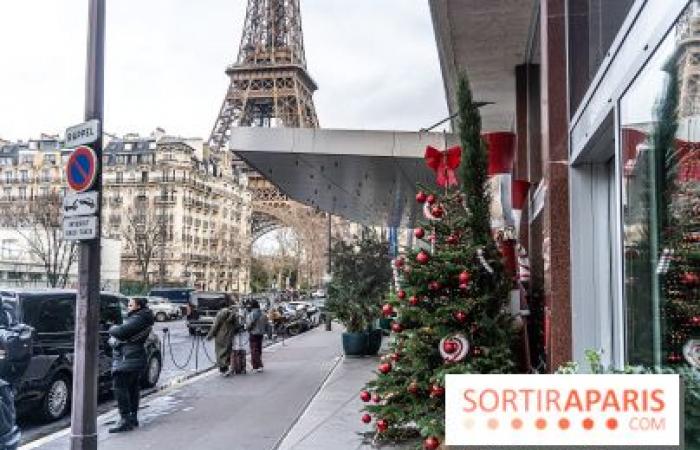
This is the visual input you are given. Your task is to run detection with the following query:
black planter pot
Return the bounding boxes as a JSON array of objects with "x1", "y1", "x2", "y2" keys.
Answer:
[
  {"x1": 342, "y1": 332, "x2": 367, "y2": 357},
  {"x1": 365, "y1": 329, "x2": 383, "y2": 356}
]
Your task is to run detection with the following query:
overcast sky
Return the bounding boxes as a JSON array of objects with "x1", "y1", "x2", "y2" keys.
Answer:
[{"x1": 0, "y1": 0, "x2": 448, "y2": 142}]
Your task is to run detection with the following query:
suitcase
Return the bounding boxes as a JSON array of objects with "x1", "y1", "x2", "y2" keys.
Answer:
[{"x1": 232, "y1": 349, "x2": 246, "y2": 374}]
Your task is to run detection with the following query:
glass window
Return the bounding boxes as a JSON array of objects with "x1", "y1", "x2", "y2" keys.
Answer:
[
  {"x1": 568, "y1": 0, "x2": 635, "y2": 115},
  {"x1": 620, "y1": 2, "x2": 700, "y2": 367},
  {"x1": 100, "y1": 295, "x2": 124, "y2": 327},
  {"x1": 22, "y1": 295, "x2": 75, "y2": 333}
]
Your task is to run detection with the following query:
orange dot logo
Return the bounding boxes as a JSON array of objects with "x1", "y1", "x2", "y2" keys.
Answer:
[
  {"x1": 535, "y1": 418, "x2": 547, "y2": 430},
  {"x1": 511, "y1": 418, "x2": 523, "y2": 430},
  {"x1": 558, "y1": 418, "x2": 570, "y2": 430},
  {"x1": 487, "y1": 418, "x2": 499, "y2": 430},
  {"x1": 606, "y1": 418, "x2": 618, "y2": 430},
  {"x1": 582, "y1": 418, "x2": 594, "y2": 430}
]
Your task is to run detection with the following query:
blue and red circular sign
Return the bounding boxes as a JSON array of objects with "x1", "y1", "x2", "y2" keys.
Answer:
[{"x1": 66, "y1": 145, "x2": 98, "y2": 192}]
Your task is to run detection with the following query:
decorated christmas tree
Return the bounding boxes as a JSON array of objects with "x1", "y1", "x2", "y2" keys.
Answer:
[{"x1": 360, "y1": 76, "x2": 517, "y2": 449}]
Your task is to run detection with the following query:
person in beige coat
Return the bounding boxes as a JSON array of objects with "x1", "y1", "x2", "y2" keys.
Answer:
[{"x1": 206, "y1": 307, "x2": 238, "y2": 376}]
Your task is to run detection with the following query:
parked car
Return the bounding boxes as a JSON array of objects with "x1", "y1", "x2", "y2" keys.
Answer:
[
  {"x1": 288, "y1": 301, "x2": 318, "y2": 315},
  {"x1": 0, "y1": 289, "x2": 162, "y2": 422},
  {"x1": 311, "y1": 289, "x2": 326, "y2": 298},
  {"x1": 186, "y1": 292, "x2": 234, "y2": 335},
  {"x1": 147, "y1": 287, "x2": 195, "y2": 316},
  {"x1": 133, "y1": 296, "x2": 181, "y2": 322}
]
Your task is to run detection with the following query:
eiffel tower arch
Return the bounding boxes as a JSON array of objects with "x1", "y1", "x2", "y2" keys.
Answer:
[{"x1": 209, "y1": 0, "x2": 326, "y2": 284}]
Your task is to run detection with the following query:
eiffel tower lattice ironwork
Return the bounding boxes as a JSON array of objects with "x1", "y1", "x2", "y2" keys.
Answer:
[{"x1": 209, "y1": 0, "x2": 320, "y2": 241}]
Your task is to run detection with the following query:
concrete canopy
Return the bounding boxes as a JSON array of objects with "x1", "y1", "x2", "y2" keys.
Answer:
[
  {"x1": 429, "y1": 0, "x2": 538, "y2": 132},
  {"x1": 230, "y1": 127, "x2": 458, "y2": 227}
]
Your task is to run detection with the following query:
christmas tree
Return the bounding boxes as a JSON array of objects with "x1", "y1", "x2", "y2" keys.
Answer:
[{"x1": 361, "y1": 76, "x2": 516, "y2": 449}]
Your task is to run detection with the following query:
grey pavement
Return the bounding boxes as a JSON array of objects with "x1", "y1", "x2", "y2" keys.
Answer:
[
  {"x1": 276, "y1": 355, "x2": 417, "y2": 450},
  {"x1": 22, "y1": 325, "x2": 343, "y2": 450}
]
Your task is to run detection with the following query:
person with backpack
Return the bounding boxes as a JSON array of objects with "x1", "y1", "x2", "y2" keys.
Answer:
[
  {"x1": 231, "y1": 306, "x2": 248, "y2": 375},
  {"x1": 0, "y1": 378, "x2": 20, "y2": 450},
  {"x1": 108, "y1": 297, "x2": 155, "y2": 433},
  {"x1": 245, "y1": 300, "x2": 267, "y2": 373}
]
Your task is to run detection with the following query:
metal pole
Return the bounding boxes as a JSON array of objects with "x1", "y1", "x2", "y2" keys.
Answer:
[{"x1": 70, "y1": 1, "x2": 104, "y2": 449}]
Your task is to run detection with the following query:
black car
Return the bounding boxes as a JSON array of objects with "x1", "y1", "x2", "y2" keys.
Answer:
[
  {"x1": 0, "y1": 289, "x2": 162, "y2": 422},
  {"x1": 147, "y1": 287, "x2": 195, "y2": 316},
  {"x1": 186, "y1": 292, "x2": 234, "y2": 335}
]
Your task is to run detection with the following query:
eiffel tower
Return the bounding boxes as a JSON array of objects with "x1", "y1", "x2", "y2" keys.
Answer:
[{"x1": 209, "y1": 0, "x2": 321, "y2": 242}]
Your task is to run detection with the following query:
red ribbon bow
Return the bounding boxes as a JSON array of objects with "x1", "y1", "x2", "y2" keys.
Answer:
[{"x1": 424, "y1": 146, "x2": 461, "y2": 187}]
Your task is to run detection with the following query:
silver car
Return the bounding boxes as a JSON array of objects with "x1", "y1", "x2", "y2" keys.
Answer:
[{"x1": 133, "y1": 296, "x2": 181, "y2": 322}]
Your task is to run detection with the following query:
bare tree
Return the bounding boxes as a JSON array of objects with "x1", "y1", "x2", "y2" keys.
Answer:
[
  {"x1": 121, "y1": 205, "x2": 164, "y2": 286},
  {"x1": 1, "y1": 193, "x2": 78, "y2": 288}
]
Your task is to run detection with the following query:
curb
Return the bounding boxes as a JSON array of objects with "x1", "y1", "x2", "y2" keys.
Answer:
[{"x1": 271, "y1": 353, "x2": 345, "y2": 450}]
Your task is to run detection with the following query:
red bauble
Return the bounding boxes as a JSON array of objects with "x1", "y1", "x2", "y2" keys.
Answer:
[
  {"x1": 416, "y1": 251, "x2": 430, "y2": 265},
  {"x1": 397, "y1": 290, "x2": 407, "y2": 300},
  {"x1": 381, "y1": 304, "x2": 394, "y2": 317},
  {"x1": 408, "y1": 296, "x2": 419, "y2": 306},
  {"x1": 446, "y1": 234, "x2": 458, "y2": 245},
  {"x1": 453, "y1": 310, "x2": 468, "y2": 323},
  {"x1": 430, "y1": 205, "x2": 444, "y2": 218},
  {"x1": 361, "y1": 414, "x2": 372, "y2": 424},
  {"x1": 378, "y1": 363, "x2": 392, "y2": 374},
  {"x1": 360, "y1": 390, "x2": 371, "y2": 402},
  {"x1": 407, "y1": 381, "x2": 420, "y2": 395},
  {"x1": 414, "y1": 227, "x2": 425, "y2": 239},
  {"x1": 443, "y1": 340, "x2": 458, "y2": 354},
  {"x1": 424, "y1": 436, "x2": 440, "y2": 450},
  {"x1": 681, "y1": 272, "x2": 699, "y2": 285},
  {"x1": 458, "y1": 271, "x2": 471, "y2": 284},
  {"x1": 428, "y1": 281, "x2": 440, "y2": 291},
  {"x1": 394, "y1": 258, "x2": 405, "y2": 269},
  {"x1": 372, "y1": 393, "x2": 381, "y2": 403},
  {"x1": 691, "y1": 316, "x2": 700, "y2": 326},
  {"x1": 430, "y1": 385, "x2": 445, "y2": 398},
  {"x1": 416, "y1": 191, "x2": 427, "y2": 203},
  {"x1": 390, "y1": 352, "x2": 401, "y2": 362},
  {"x1": 391, "y1": 322, "x2": 403, "y2": 333},
  {"x1": 426, "y1": 194, "x2": 437, "y2": 205},
  {"x1": 376, "y1": 419, "x2": 388, "y2": 433}
]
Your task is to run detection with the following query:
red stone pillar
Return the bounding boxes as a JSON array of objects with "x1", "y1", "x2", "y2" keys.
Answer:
[{"x1": 540, "y1": 0, "x2": 571, "y2": 370}]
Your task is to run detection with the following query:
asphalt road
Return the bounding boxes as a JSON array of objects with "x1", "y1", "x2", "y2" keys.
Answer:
[
  {"x1": 18, "y1": 318, "x2": 215, "y2": 445},
  {"x1": 25, "y1": 326, "x2": 343, "y2": 450},
  {"x1": 18, "y1": 316, "x2": 319, "y2": 445}
]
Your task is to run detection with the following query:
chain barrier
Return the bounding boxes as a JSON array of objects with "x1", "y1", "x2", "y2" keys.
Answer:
[
  {"x1": 161, "y1": 328, "x2": 197, "y2": 370},
  {"x1": 199, "y1": 334, "x2": 216, "y2": 364}
]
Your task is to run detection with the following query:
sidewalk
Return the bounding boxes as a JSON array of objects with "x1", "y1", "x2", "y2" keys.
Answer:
[
  {"x1": 277, "y1": 347, "x2": 416, "y2": 450},
  {"x1": 22, "y1": 326, "x2": 343, "y2": 450}
]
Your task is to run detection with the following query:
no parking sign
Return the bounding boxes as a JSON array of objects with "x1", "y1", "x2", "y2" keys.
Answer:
[{"x1": 66, "y1": 145, "x2": 98, "y2": 193}]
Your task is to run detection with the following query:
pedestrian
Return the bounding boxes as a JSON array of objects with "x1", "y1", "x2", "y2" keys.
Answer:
[
  {"x1": 231, "y1": 307, "x2": 248, "y2": 375},
  {"x1": 0, "y1": 378, "x2": 20, "y2": 450},
  {"x1": 206, "y1": 306, "x2": 238, "y2": 376},
  {"x1": 246, "y1": 299, "x2": 268, "y2": 373},
  {"x1": 108, "y1": 297, "x2": 155, "y2": 433}
]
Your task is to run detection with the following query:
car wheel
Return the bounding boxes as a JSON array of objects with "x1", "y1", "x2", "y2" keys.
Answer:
[
  {"x1": 155, "y1": 312, "x2": 167, "y2": 322},
  {"x1": 287, "y1": 324, "x2": 302, "y2": 336},
  {"x1": 142, "y1": 353, "x2": 161, "y2": 388},
  {"x1": 41, "y1": 373, "x2": 71, "y2": 421}
]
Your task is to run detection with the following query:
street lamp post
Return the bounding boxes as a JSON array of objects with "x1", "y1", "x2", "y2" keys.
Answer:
[{"x1": 70, "y1": 1, "x2": 105, "y2": 449}]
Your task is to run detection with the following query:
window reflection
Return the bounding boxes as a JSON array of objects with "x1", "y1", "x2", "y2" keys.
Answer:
[{"x1": 620, "y1": 2, "x2": 700, "y2": 368}]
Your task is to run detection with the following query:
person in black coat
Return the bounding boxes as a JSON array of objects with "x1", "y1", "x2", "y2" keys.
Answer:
[
  {"x1": 0, "y1": 378, "x2": 20, "y2": 450},
  {"x1": 108, "y1": 297, "x2": 154, "y2": 433}
]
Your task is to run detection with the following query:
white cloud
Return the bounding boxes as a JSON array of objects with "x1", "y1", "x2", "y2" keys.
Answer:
[{"x1": 0, "y1": 1, "x2": 448, "y2": 141}]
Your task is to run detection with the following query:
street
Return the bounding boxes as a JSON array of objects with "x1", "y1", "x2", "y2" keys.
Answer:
[
  {"x1": 18, "y1": 318, "x2": 215, "y2": 445},
  {"x1": 21, "y1": 326, "x2": 343, "y2": 450}
]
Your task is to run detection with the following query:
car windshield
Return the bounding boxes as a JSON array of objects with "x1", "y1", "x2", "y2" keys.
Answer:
[{"x1": 0, "y1": 295, "x2": 19, "y2": 327}]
